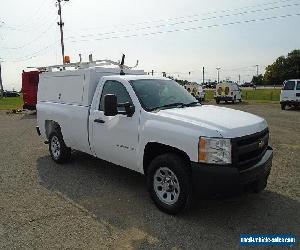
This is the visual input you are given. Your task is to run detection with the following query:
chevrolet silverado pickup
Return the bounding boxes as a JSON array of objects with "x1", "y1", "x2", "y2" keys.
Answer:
[{"x1": 36, "y1": 63, "x2": 273, "y2": 214}]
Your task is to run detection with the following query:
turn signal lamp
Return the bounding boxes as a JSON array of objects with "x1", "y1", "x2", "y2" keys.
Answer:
[
  {"x1": 198, "y1": 138, "x2": 207, "y2": 162},
  {"x1": 64, "y1": 56, "x2": 70, "y2": 64}
]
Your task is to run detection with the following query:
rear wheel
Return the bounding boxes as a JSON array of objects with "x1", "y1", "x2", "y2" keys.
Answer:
[
  {"x1": 146, "y1": 154, "x2": 192, "y2": 214},
  {"x1": 281, "y1": 103, "x2": 286, "y2": 110},
  {"x1": 49, "y1": 131, "x2": 71, "y2": 163}
]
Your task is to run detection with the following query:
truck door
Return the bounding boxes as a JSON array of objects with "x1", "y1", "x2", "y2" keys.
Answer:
[
  {"x1": 296, "y1": 81, "x2": 300, "y2": 102},
  {"x1": 282, "y1": 80, "x2": 296, "y2": 101},
  {"x1": 90, "y1": 80, "x2": 139, "y2": 171}
]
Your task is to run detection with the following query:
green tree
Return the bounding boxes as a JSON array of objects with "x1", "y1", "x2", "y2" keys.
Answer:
[
  {"x1": 263, "y1": 49, "x2": 300, "y2": 85},
  {"x1": 251, "y1": 74, "x2": 263, "y2": 85}
]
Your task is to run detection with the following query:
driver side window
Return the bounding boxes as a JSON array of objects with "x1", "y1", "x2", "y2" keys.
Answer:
[{"x1": 99, "y1": 80, "x2": 132, "y2": 111}]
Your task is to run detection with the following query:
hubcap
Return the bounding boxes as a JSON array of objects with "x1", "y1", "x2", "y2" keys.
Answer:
[
  {"x1": 51, "y1": 136, "x2": 61, "y2": 160},
  {"x1": 153, "y1": 167, "x2": 180, "y2": 205}
]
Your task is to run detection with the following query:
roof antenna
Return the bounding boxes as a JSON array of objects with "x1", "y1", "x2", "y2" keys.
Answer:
[{"x1": 120, "y1": 54, "x2": 125, "y2": 75}]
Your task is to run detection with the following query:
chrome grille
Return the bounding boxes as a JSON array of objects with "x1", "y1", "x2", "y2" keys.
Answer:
[{"x1": 232, "y1": 129, "x2": 269, "y2": 171}]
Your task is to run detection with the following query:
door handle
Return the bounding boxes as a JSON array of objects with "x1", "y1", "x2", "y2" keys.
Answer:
[{"x1": 94, "y1": 119, "x2": 105, "y2": 124}]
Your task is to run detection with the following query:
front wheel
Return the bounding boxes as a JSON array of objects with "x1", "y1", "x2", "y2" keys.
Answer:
[
  {"x1": 49, "y1": 131, "x2": 71, "y2": 163},
  {"x1": 146, "y1": 154, "x2": 192, "y2": 214},
  {"x1": 281, "y1": 103, "x2": 286, "y2": 110}
]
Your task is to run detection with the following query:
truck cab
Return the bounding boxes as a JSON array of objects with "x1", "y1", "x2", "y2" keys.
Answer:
[
  {"x1": 280, "y1": 79, "x2": 300, "y2": 110},
  {"x1": 36, "y1": 61, "x2": 273, "y2": 214}
]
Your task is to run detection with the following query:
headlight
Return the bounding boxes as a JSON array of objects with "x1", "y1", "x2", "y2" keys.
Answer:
[{"x1": 198, "y1": 137, "x2": 232, "y2": 164}]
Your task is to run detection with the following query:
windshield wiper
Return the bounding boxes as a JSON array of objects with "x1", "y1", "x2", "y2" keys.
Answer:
[
  {"x1": 149, "y1": 103, "x2": 184, "y2": 112},
  {"x1": 185, "y1": 101, "x2": 200, "y2": 107},
  {"x1": 149, "y1": 101, "x2": 200, "y2": 112}
]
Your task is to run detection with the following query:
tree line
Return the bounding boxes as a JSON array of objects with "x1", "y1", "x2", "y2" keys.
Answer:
[{"x1": 252, "y1": 49, "x2": 300, "y2": 85}]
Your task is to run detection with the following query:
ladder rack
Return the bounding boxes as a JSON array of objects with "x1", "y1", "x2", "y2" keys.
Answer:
[{"x1": 28, "y1": 57, "x2": 139, "y2": 73}]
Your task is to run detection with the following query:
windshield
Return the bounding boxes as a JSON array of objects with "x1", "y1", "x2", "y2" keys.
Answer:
[
  {"x1": 283, "y1": 81, "x2": 295, "y2": 90},
  {"x1": 130, "y1": 79, "x2": 198, "y2": 111}
]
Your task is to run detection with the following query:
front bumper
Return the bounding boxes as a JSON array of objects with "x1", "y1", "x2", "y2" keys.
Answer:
[
  {"x1": 214, "y1": 96, "x2": 233, "y2": 101},
  {"x1": 280, "y1": 100, "x2": 300, "y2": 105},
  {"x1": 190, "y1": 146, "x2": 273, "y2": 196}
]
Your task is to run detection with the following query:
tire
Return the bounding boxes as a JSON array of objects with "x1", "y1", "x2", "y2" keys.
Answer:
[
  {"x1": 239, "y1": 99, "x2": 242, "y2": 103},
  {"x1": 281, "y1": 103, "x2": 286, "y2": 110},
  {"x1": 146, "y1": 154, "x2": 193, "y2": 215},
  {"x1": 254, "y1": 176, "x2": 268, "y2": 193},
  {"x1": 49, "y1": 131, "x2": 71, "y2": 163},
  {"x1": 216, "y1": 99, "x2": 220, "y2": 104}
]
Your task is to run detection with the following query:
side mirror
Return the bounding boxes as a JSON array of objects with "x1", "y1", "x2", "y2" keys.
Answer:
[
  {"x1": 104, "y1": 94, "x2": 118, "y2": 116},
  {"x1": 122, "y1": 102, "x2": 135, "y2": 117}
]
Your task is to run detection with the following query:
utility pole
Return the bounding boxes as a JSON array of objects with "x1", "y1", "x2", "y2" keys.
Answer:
[
  {"x1": 56, "y1": 0, "x2": 69, "y2": 64},
  {"x1": 202, "y1": 67, "x2": 205, "y2": 85},
  {"x1": 216, "y1": 67, "x2": 221, "y2": 83},
  {"x1": 239, "y1": 74, "x2": 241, "y2": 84},
  {"x1": 0, "y1": 61, "x2": 3, "y2": 98},
  {"x1": 256, "y1": 65, "x2": 259, "y2": 76}
]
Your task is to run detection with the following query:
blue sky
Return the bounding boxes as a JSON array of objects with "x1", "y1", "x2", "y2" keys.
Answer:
[{"x1": 0, "y1": 0, "x2": 299, "y2": 90}]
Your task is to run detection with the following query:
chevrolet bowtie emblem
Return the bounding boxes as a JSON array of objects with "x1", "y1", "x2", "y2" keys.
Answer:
[{"x1": 258, "y1": 140, "x2": 265, "y2": 149}]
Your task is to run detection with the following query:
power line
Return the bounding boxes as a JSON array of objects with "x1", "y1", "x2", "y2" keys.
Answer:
[
  {"x1": 66, "y1": 0, "x2": 297, "y2": 32},
  {"x1": 6, "y1": 0, "x2": 55, "y2": 30},
  {"x1": 66, "y1": 2, "x2": 300, "y2": 40},
  {"x1": 2, "y1": 40, "x2": 60, "y2": 62},
  {"x1": 0, "y1": 18, "x2": 58, "y2": 50},
  {"x1": 66, "y1": 13, "x2": 300, "y2": 43},
  {"x1": 2, "y1": 6, "x2": 299, "y2": 63}
]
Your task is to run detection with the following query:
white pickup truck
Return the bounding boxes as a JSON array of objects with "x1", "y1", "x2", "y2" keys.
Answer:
[{"x1": 36, "y1": 63, "x2": 273, "y2": 214}]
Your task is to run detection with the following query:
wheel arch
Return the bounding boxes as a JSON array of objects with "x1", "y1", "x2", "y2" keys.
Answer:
[
  {"x1": 45, "y1": 120, "x2": 61, "y2": 139},
  {"x1": 143, "y1": 142, "x2": 191, "y2": 175}
]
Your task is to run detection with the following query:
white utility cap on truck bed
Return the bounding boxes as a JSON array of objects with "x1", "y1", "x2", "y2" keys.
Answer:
[{"x1": 38, "y1": 66, "x2": 145, "y2": 107}]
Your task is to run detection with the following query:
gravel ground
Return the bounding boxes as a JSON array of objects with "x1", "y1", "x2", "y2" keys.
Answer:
[{"x1": 0, "y1": 103, "x2": 299, "y2": 249}]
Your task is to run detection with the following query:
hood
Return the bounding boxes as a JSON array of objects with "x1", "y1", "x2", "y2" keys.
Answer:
[{"x1": 157, "y1": 105, "x2": 267, "y2": 138}]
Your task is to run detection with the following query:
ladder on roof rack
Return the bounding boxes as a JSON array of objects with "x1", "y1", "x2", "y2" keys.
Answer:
[{"x1": 28, "y1": 54, "x2": 139, "y2": 72}]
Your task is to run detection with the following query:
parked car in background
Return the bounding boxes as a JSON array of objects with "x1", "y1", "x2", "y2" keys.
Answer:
[
  {"x1": 3, "y1": 90, "x2": 20, "y2": 97},
  {"x1": 241, "y1": 82, "x2": 254, "y2": 88},
  {"x1": 280, "y1": 79, "x2": 300, "y2": 110},
  {"x1": 214, "y1": 82, "x2": 242, "y2": 104},
  {"x1": 184, "y1": 83, "x2": 205, "y2": 101}
]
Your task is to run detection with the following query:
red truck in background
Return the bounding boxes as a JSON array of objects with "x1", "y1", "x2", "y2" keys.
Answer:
[{"x1": 22, "y1": 71, "x2": 39, "y2": 110}]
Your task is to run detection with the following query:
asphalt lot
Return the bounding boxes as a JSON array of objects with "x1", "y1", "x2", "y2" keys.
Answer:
[{"x1": 0, "y1": 103, "x2": 299, "y2": 249}]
